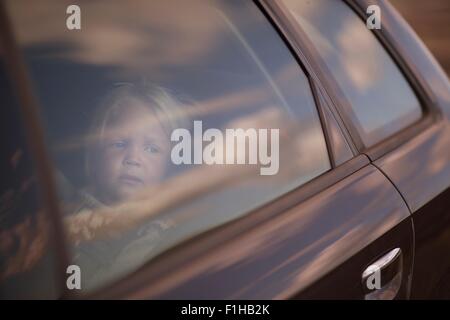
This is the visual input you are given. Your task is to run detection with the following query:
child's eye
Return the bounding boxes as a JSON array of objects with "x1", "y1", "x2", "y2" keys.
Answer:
[
  {"x1": 112, "y1": 141, "x2": 127, "y2": 149},
  {"x1": 144, "y1": 144, "x2": 161, "y2": 154}
]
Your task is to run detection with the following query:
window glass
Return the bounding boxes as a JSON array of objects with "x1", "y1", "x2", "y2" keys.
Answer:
[
  {"x1": 281, "y1": 0, "x2": 423, "y2": 146},
  {"x1": 0, "y1": 61, "x2": 60, "y2": 299},
  {"x1": 6, "y1": 0, "x2": 330, "y2": 292}
]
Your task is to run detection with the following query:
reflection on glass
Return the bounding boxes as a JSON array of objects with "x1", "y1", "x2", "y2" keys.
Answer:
[
  {"x1": 6, "y1": 0, "x2": 331, "y2": 292},
  {"x1": 0, "y1": 64, "x2": 59, "y2": 299},
  {"x1": 281, "y1": 0, "x2": 423, "y2": 146}
]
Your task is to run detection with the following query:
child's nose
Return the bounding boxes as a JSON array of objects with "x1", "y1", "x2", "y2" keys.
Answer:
[{"x1": 123, "y1": 145, "x2": 142, "y2": 167}]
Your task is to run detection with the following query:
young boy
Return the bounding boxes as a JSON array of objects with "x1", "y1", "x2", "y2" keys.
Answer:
[{"x1": 65, "y1": 83, "x2": 189, "y2": 291}]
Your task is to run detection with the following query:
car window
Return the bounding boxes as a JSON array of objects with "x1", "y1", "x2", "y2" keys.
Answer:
[
  {"x1": 280, "y1": 0, "x2": 423, "y2": 147},
  {"x1": 0, "y1": 61, "x2": 61, "y2": 299},
  {"x1": 5, "y1": 0, "x2": 331, "y2": 292}
]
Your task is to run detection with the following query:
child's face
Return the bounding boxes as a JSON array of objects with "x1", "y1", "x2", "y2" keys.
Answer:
[{"x1": 95, "y1": 102, "x2": 170, "y2": 204}]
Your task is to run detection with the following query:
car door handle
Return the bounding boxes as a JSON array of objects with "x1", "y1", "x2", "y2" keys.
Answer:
[{"x1": 361, "y1": 248, "x2": 403, "y2": 300}]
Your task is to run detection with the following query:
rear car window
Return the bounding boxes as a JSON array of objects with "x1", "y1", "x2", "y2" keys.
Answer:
[
  {"x1": 5, "y1": 0, "x2": 330, "y2": 292},
  {"x1": 280, "y1": 0, "x2": 423, "y2": 147}
]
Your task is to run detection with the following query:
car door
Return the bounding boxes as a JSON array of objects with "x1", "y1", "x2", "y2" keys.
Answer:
[
  {"x1": 275, "y1": 0, "x2": 450, "y2": 299},
  {"x1": 89, "y1": 1, "x2": 416, "y2": 300},
  {"x1": 2, "y1": 0, "x2": 415, "y2": 300},
  {"x1": 256, "y1": 0, "x2": 423, "y2": 299}
]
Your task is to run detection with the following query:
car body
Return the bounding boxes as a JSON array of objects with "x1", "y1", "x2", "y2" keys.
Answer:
[{"x1": 1, "y1": 0, "x2": 450, "y2": 299}]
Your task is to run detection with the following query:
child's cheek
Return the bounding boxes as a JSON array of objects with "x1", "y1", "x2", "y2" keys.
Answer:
[
  {"x1": 100, "y1": 149, "x2": 119, "y2": 179},
  {"x1": 147, "y1": 155, "x2": 167, "y2": 183}
]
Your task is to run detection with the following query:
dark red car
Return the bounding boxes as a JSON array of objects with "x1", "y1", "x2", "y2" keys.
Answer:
[{"x1": 1, "y1": 0, "x2": 450, "y2": 300}]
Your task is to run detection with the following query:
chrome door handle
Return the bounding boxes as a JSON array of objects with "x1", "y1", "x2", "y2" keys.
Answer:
[{"x1": 362, "y1": 248, "x2": 403, "y2": 300}]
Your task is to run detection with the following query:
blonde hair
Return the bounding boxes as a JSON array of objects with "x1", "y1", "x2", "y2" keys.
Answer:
[{"x1": 85, "y1": 83, "x2": 190, "y2": 183}]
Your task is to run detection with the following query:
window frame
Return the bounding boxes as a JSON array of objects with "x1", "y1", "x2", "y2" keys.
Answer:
[
  {"x1": 344, "y1": 0, "x2": 441, "y2": 160},
  {"x1": 269, "y1": 0, "x2": 442, "y2": 162}
]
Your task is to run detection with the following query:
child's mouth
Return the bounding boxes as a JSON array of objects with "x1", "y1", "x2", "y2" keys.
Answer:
[{"x1": 118, "y1": 174, "x2": 143, "y2": 186}]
